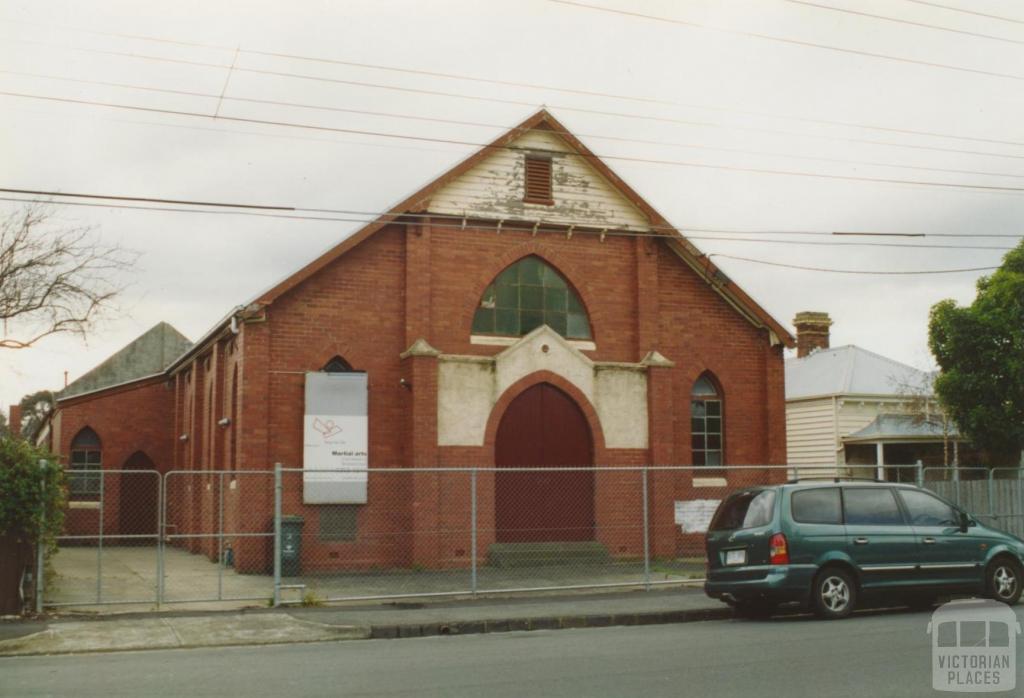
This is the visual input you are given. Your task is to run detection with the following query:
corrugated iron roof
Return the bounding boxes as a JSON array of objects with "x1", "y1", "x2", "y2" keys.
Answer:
[
  {"x1": 843, "y1": 413, "x2": 960, "y2": 442},
  {"x1": 785, "y1": 344, "x2": 932, "y2": 400},
  {"x1": 59, "y1": 322, "x2": 192, "y2": 399}
]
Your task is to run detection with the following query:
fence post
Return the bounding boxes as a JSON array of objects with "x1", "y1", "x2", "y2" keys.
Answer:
[
  {"x1": 97, "y1": 468, "x2": 104, "y2": 604},
  {"x1": 915, "y1": 462, "x2": 923, "y2": 489},
  {"x1": 470, "y1": 468, "x2": 478, "y2": 596},
  {"x1": 988, "y1": 468, "x2": 996, "y2": 526},
  {"x1": 218, "y1": 470, "x2": 225, "y2": 601},
  {"x1": 642, "y1": 466, "x2": 650, "y2": 592},
  {"x1": 156, "y1": 473, "x2": 164, "y2": 609},
  {"x1": 35, "y1": 459, "x2": 47, "y2": 614},
  {"x1": 273, "y1": 463, "x2": 282, "y2": 607}
]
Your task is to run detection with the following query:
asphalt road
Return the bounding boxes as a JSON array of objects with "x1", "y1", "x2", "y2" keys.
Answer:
[{"x1": 3, "y1": 605, "x2": 1023, "y2": 697}]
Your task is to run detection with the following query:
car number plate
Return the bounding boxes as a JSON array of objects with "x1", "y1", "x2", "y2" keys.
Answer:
[{"x1": 725, "y1": 550, "x2": 746, "y2": 566}]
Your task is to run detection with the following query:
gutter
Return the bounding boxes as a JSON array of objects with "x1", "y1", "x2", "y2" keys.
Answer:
[
  {"x1": 164, "y1": 304, "x2": 253, "y2": 375},
  {"x1": 56, "y1": 372, "x2": 167, "y2": 404}
]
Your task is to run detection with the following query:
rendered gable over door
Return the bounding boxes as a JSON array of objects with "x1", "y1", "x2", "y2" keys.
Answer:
[{"x1": 427, "y1": 127, "x2": 650, "y2": 230}]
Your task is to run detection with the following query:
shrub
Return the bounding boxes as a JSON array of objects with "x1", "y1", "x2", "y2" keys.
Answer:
[{"x1": 0, "y1": 437, "x2": 66, "y2": 552}]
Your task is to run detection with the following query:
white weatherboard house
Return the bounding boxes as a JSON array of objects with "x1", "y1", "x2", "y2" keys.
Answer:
[{"x1": 784, "y1": 312, "x2": 966, "y2": 479}]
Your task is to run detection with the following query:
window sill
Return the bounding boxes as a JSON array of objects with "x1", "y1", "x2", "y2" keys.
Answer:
[
  {"x1": 471, "y1": 335, "x2": 596, "y2": 351},
  {"x1": 523, "y1": 197, "x2": 554, "y2": 206},
  {"x1": 692, "y1": 476, "x2": 727, "y2": 488},
  {"x1": 68, "y1": 500, "x2": 101, "y2": 509}
]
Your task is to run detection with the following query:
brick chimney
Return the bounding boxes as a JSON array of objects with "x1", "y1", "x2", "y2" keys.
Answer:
[
  {"x1": 8, "y1": 404, "x2": 22, "y2": 438},
  {"x1": 794, "y1": 311, "x2": 832, "y2": 358}
]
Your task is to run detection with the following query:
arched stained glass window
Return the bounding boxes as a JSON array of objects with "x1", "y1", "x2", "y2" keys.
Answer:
[
  {"x1": 691, "y1": 375, "x2": 723, "y2": 467},
  {"x1": 472, "y1": 256, "x2": 591, "y2": 340}
]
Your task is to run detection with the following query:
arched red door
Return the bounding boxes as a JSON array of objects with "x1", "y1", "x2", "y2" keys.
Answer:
[
  {"x1": 119, "y1": 451, "x2": 158, "y2": 539},
  {"x1": 495, "y1": 383, "x2": 594, "y2": 542}
]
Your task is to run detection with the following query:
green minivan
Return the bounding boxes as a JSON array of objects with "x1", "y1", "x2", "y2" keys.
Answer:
[{"x1": 704, "y1": 480, "x2": 1024, "y2": 619}]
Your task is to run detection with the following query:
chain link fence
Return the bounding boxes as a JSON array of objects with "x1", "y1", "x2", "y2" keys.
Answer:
[
  {"x1": 161, "y1": 470, "x2": 276, "y2": 605},
  {"x1": 922, "y1": 467, "x2": 1024, "y2": 541},
  {"x1": 35, "y1": 463, "x2": 1024, "y2": 610},
  {"x1": 46, "y1": 469, "x2": 161, "y2": 608}
]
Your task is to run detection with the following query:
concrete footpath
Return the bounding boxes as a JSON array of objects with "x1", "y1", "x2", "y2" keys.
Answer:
[{"x1": 0, "y1": 587, "x2": 733, "y2": 656}]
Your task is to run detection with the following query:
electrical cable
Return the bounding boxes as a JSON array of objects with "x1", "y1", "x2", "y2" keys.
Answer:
[
  {"x1": 5, "y1": 69, "x2": 1024, "y2": 181},
  {"x1": 1, "y1": 194, "x2": 1017, "y2": 251},
  {"x1": 548, "y1": 0, "x2": 1024, "y2": 82},
  {"x1": 5, "y1": 91, "x2": 1024, "y2": 195}
]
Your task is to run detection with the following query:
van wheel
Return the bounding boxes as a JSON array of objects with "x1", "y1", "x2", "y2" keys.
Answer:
[
  {"x1": 812, "y1": 567, "x2": 856, "y2": 619},
  {"x1": 986, "y1": 557, "x2": 1023, "y2": 605}
]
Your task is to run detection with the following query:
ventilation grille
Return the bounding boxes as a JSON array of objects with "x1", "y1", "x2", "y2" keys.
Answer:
[{"x1": 524, "y1": 155, "x2": 553, "y2": 205}]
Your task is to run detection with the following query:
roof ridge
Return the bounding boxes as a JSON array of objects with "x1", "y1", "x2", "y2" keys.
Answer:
[
  {"x1": 848, "y1": 344, "x2": 929, "y2": 376},
  {"x1": 840, "y1": 344, "x2": 858, "y2": 393}
]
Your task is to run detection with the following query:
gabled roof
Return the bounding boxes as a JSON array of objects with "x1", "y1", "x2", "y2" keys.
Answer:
[
  {"x1": 167, "y1": 109, "x2": 795, "y2": 373},
  {"x1": 785, "y1": 345, "x2": 932, "y2": 400},
  {"x1": 252, "y1": 108, "x2": 795, "y2": 346},
  {"x1": 59, "y1": 322, "x2": 192, "y2": 400}
]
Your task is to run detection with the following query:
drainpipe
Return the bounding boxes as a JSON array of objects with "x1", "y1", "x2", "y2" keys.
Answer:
[{"x1": 228, "y1": 303, "x2": 251, "y2": 334}]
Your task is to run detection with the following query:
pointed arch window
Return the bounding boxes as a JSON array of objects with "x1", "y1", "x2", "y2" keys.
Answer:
[
  {"x1": 691, "y1": 375, "x2": 723, "y2": 467},
  {"x1": 472, "y1": 256, "x2": 591, "y2": 339},
  {"x1": 322, "y1": 356, "x2": 354, "y2": 373},
  {"x1": 70, "y1": 427, "x2": 102, "y2": 499}
]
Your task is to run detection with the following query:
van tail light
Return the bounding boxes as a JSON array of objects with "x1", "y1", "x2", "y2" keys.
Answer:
[{"x1": 769, "y1": 533, "x2": 789, "y2": 565}]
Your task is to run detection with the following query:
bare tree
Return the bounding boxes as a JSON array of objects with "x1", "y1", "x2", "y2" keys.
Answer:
[
  {"x1": 892, "y1": 371, "x2": 955, "y2": 467},
  {"x1": 0, "y1": 204, "x2": 136, "y2": 349}
]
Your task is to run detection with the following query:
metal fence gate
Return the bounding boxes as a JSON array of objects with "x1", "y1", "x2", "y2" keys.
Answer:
[{"x1": 45, "y1": 468, "x2": 161, "y2": 609}]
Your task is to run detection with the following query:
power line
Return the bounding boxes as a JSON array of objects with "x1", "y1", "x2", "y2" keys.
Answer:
[
  {"x1": 6, "y1": 194, "x2": 999, "y2": 276},
  {"x1": 7, "y1": 69, "x2": 1024, "y2": 181},
  {"x1": 707, "y1": 254, "x2": 1000, "y2": 274},
  {"x1": 4, "y1": 100, "x2": 461, "y2": 157},
  {"x1": 548, "y1": 0, "x2": 1024, "y2": 82},
  {"x1": 8, "y1": 33, "x2": 1024, "y2": 154},
  {"x1": 900, "y1": 0, "x2": 1024, "y2": 26},
  {"x1": 234, "y1": 44, "x2": 1024, "y2": 148},
  {"x1": 6, "y1": 90, "x2": 1024, "y2": 196},
  {"x1": 2, "y1": 193, "x2": 1019, "y2": 250},
  {"x1": 686, "y1": 228, "x2": 1020, "y2": 239},
  {"x1": 780, "y1": 0, "x2": 1024, "y2": 46},
  {"x1": 0, "y1": 187, "x2": 291, "y2": 211}
]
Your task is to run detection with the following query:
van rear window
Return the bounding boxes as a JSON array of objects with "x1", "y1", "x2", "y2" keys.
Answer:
[{"x1": 710, "y1": 490, "x2": 776, "y2": 531}]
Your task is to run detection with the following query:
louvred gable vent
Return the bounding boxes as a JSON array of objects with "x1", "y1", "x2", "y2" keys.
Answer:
[{"x1": 524, "y1": 155, "x2": 553, "y2": 205}]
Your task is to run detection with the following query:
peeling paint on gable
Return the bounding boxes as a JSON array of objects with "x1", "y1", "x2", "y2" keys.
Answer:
[{"x1": 428, "y1": 129, "x2": 650, "y2": 229}]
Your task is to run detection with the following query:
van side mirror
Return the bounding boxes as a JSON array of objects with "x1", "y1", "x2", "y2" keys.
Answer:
[{"x1": 959, "y1": 511, "x2": 970, "y2": 532}]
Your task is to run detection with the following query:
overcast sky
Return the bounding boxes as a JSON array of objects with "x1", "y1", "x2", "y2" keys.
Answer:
[{"x1": 2, "y1": 0, "x2": 1022, "y2": 413}]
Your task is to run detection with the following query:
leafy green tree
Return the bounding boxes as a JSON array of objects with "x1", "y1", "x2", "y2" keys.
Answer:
[
  {"x1": 18, "y1": 390, "x2": 54, "y2": 442},
  {"x1": 928, "y1": 241, "x2": 1024, "y2": 466}
]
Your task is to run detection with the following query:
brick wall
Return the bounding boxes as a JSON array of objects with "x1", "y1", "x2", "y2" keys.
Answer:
[
  {"x1": 56, "y1": 219, "x2": 786, "y2": 572},
  {"x1": 55, "y1": 378, "x2": 174, "y2": 538}
]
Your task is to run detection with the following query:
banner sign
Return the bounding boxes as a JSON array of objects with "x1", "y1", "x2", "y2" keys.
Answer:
[
  {"x1": 303, "y1": 371, "x2": 368, "y2": 504},
  {"x1": 674, "y1": 499, "x2": 720, "y2": 533}
]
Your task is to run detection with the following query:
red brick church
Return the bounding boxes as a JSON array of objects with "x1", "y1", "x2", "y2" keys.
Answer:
[{"x1": 46, "y1": 109, "x2": 793, "y2": 572}]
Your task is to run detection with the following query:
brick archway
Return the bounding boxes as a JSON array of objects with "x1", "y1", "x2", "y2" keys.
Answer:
[{"x1": 483, "y1": 370, "x2": 606, "y2": 459}]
